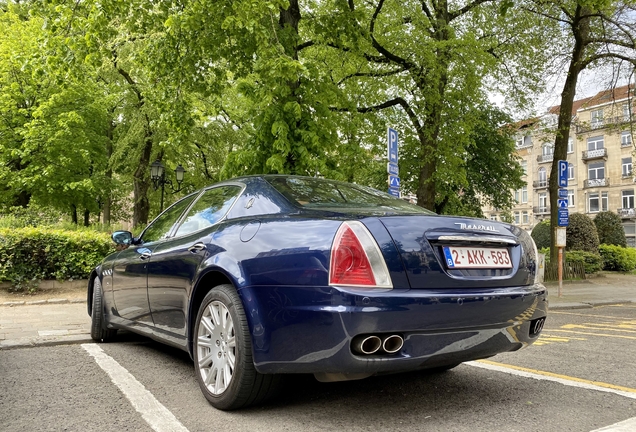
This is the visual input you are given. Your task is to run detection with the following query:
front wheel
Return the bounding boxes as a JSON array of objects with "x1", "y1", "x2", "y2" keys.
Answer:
[
  {"x1": 193, "y1": 284, "x2": 280, "y2": 410},
  {"x1": 90, "y1": 277, "x2": 117, "y2": 342}
]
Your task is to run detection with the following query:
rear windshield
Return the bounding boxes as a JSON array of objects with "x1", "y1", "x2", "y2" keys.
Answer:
[{"x1": 266, "y1": 176, "x2": 435, "y2": 215}]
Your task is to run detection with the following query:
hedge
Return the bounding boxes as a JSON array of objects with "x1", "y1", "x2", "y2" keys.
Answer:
[
  {"x1": 542, "y1": 249, "x2": 603, "y2": 274},
  {"x1": 599, "y1": 244, "x2": 636, "y2": 272},
  {"x1": 0, "y1": 227, "x2": 115, "y2": 291}
]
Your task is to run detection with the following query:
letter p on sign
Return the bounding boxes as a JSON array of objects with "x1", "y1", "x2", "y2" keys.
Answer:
[{"x1": 558, "y1": 160, "x2": 568, "y2": 187}]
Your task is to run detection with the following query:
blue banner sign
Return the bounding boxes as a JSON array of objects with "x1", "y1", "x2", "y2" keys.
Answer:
[
  {"x1": 387, "y1": 162, "x2": 399, "y2": 175},
  {"x1": 388, "y1": 187, "x2": 400, "y2": 197},
  {"x1": 558, "y1": 208, "x2": 569, "y2": 226},
  {"x1": 558, "y1": 188, "x2": 568, "y2": 199}
]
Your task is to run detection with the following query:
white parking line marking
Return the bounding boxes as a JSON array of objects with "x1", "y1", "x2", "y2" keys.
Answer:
[
  {"x1": 82, "y1": 343, "x2": 189, "y2": 432},
  {"x1": 466, "y1": 360, "x2": 636, "y2": 400},
  {"x1": 591, "y1": 416, "x2": 636, "y2": 431}
]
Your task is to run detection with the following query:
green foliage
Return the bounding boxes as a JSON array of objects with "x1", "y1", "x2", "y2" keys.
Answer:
[
  {"x1": 599, "y1": 244, "x2": 636, "y2": 272},
  {"x1": 566, "y1": 213, "x2": 600, "y2": 253},
  {"x1": 593, "y1": 211, "x2": 627, "y2": 247},
  {"x1": 564, "y1": 250, "x2": 604, "y2": 274},
  {"x1": 0, "y1": 227, "x2": 114, "y2": 292},
  {"x1": 531, "y1": 220, "x2": 552, "y2": 250}
]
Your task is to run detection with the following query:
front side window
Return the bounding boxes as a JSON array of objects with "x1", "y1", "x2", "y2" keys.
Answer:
[
  {"x1": 622, "y1": 157, "x2": 632, "y2": 177},
  {"x1": 623, "y1": 190, "x2": 635, "y2": 209},
  {"x1": 588, "y1": 162, "x2": 605, "y2": 180},
  {"x1": 622, "y1": 132, "x2": 633, "y2": 147},
  {"x1": 142, "y1": 194, "x2": 197, "y2": 243},
  {"x1": 591, "y1": 109, "x2": 603, "y2": 128},
  {"x1": 175, "y1": 186, "x2": 242, "y2": 237},
  {"x1": 587, "y1": 136, "x2": 604, "y2": 151}
]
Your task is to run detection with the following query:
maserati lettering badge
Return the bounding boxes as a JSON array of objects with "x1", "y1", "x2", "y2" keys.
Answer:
[{"x1": 455, "y1": 223, "x2": 499, "y2": 232}]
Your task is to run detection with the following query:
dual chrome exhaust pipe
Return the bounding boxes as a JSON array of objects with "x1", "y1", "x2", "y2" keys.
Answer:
[{"x1": 352, "y1": 334, "x2": 404, "y2": 355}]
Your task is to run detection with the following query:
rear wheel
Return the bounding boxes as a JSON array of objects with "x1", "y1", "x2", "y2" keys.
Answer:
[
  {"x1": 193, "y1": 284, "x2": 280, "y2": 410},
  {"x1": 90, "y1": 278, "x2": 117, "y2": 342}
]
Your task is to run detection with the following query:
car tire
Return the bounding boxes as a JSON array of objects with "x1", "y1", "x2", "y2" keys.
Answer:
[
  {"x1": 90, "y1": 277, "x2": 117, "y2": 342},
  {"x1": 193, "y1": 284, "x2": 281, "y2": 410}
]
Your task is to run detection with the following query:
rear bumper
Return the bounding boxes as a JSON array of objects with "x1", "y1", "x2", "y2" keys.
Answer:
[{"x1": 238, "y1": 284, "x2": 548, "y2": 375}]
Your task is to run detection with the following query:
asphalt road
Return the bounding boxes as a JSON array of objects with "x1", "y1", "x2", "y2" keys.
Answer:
[{"x1": 2, "y1": 305, "x2": 636, "y2": 432}]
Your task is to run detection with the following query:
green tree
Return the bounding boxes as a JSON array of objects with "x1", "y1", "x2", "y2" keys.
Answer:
[
  {"x1": 566, "y1": 213, "x2": 600, "y2": 253},
  {"x1": 531, "y1": 220, "x2": 551, "y2": 250},
  {"x1": 594, "y1": 211, "x2": 627, "y2": 247}
]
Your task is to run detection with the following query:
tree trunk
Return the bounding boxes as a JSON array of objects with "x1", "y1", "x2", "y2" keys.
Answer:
[
  {"x1": 83, "y1": 209, "x2": 90, "y2": 227},
  {"x1": 132, "y1": 124, "x2": 153, "y2": 228},
  {"x1": 71, "y1": 204, "x2": 78, "y2": 224},
  {"x1": 103, "y1": 119, "x2": 115, "y2": 225},
  {"x1": 549, "y1": 5, "x2": 591, "y2": 263}
]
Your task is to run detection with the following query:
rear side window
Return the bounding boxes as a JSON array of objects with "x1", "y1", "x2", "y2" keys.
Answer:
[
  {"x1": 175, "y1": 186, "x2": 242, "y2": 236},
  {"x1": 266, "y1": 177, "x2": 435, "y2": 214}
]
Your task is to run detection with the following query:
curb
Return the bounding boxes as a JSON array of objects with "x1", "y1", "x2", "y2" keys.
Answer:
[
  {"x1": 0, "y1": 334, "x2": 93, "y2": 350},
  {"x1": 1, "y1": 298, "x2": 85, "y2": 307},
  {"x1": 549, "y1": 299, "x2": 634, "y2": 310}
]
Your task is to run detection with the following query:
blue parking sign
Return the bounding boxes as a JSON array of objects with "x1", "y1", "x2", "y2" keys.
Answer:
[{"x1": 558, "y1": 160, "x2": 568, "y2": 187}]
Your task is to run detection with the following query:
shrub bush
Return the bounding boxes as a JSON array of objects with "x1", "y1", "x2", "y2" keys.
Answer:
[
  {"x1": 531, "y1": 220, "x2": 551, "y2": 250},
  {"x1": 598, "y1": 244, "x2": 636, "y2": 272},
  {"x1": 566, "y1": 213, "x2": 600, "y2": 252},
  {"x1": 0, "y1": 227, "x2": 114, "y2": 291},
  {"x1": 593, "y1": 211, "x2": 627, "y2": 247},
  {"x1": 564, "y1": 250, "x2": 604, "y2": 274}
]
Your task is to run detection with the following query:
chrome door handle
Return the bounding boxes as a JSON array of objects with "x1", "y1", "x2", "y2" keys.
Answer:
[
  {"x1": 139, "y1": 252, "x2": 152, "y2": 260},
  {"x1": 188, "y1": 243, "x2": 206, "y2": 253}
]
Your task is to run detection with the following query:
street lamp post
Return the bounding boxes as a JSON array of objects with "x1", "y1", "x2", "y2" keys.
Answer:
[{"x1": 150, "y1": 159, "x2": 186, "y2": 212}]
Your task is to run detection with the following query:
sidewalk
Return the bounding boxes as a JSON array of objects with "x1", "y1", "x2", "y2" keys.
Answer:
[{"x1": 1, "y1": 276, "x2": 635, "y2": 350}]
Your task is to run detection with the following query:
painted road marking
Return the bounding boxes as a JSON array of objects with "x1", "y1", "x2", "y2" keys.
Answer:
[
  {"x1": 551, "y1": 311, "x2": 630, "y2": 320},
  {"x1": 549, "y1": 329, "x2": 636, "y2": 340},
  {"x1": 591, "y1": 416, "x2": 636, "y2": 431},
  {"x1": 533, "y1": 334, "x2": 586, "y2": 346},
  {"x1": 467, "y1": 360, "x2": 636, "y2": 400},
  {"x1": 82, "y1": 343, "x2": 189, "y2": 432}
]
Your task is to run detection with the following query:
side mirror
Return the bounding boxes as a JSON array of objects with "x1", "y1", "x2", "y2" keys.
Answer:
[{"x1": 112, "y1": 231, "x2": 133, "y2": 246}]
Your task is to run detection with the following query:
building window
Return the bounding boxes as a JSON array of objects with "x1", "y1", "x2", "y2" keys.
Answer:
[
  {"x1": 622, "y1": 132, "x2": 633, "y2": 147},
  {"x1": 514, "y1": 189, "x2": 520, "y2": 203},
  {"x1": 568, "y1": 189, "x2": 575, "y2": 207},
  {"x1": 514, "y1": 212, "x2": 520, "y2": 224},
  {"x1": 542, "y1": 144, "x2": 553, "y2": 156},
  {"x1": 623, "y1": 190, "x2": 634, "y2": 209},
  {"x1": 539, "y1": 192, "x2": 547, "y2": 212},
  {"x1": 567, "y1": 137, "x2": 574, "y2": 153},
  {"x1": 591, "y1": 109, "x2": 603, "y2": 129},
  {"x1": 522, "y1": 186, "x2": 528, "y2": 203},
  {"x1": 521, "y1": 160, "x2": 527, "y2": 175},
  {"x1": 624, "y1": 104, "x2": 632, "y2": 122},
  {"x1": 538, "y1": 167, "x2": 547, "y2": 187},
  {"x1": 568, "y1": 163, "x2": 575, "y2": 180},
  {"x1": 490, "y1": 215, "x2": 497, "y2": 221},
  {"x1": 622, "y1": 157, "x2": 633, "y2": 177},
  {"x1": 602, "y1": 192, "x2": 608, "y2": 211},
  {"x1": 587, "y1": 135, "x2": 604, "y2": 150},
  {"x1": 522, "y1": 211, "x2": 529, "y2": 224},
  {"x1": 589, "y1": 193, "x2": 600, "y2": 213},
  {"x1": 588, "y1": 161, "x2": 605, "y2": 180}
]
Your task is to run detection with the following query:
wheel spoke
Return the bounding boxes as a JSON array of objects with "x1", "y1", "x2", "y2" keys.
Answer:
[
  {"x1": 226, "y1": 335, "x2": 236, "y2": 348},
  {"x1": 205, "y1": 365, "x2": 217, "y2": 387},
  {"x1": 198, "y1": 351, "x2": 215, "y2": 368},
  {"x1": 210, "y1": 303, "x2": 221, "y2": 327},
  {"x1": 227, "y1": 349, "x2": 236, "y2": 368},
  {"x1": 214, "y1": 365, "x2": 223, "y2": 393},
  {"x1": 224, "y1": 363, "x2": 232, "y2": 388},
  {"x1": 200, "y1": 315, "x2": 215, "y2": 336},
  {"x1": 197, "y1": 336, "x2": 215, "y2": 348}
]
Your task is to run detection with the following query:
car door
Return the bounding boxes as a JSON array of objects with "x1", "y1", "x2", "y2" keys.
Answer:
[
  {"x1": 146, "y1": 185, "x2": 243, "y2": 337},
  {"x1": 111, "y1": 194, "x2": 197, "y2": 325}
]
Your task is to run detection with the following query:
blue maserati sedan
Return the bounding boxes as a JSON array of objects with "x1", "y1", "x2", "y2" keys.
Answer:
[{"x1": 88, "y1": 175, "x2": 547, "y2": 410}]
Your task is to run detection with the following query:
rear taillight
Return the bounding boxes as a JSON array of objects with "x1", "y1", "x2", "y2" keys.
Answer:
[{"x1": 329, "y1": 221, "x2": 392, "y2": 289}]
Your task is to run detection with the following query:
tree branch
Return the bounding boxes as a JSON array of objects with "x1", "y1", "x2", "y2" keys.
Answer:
[
  {"x1": 369, "y1": 0, "x2": 415, "y2": 69},
  {"x1": 449, "y1": 0, "x2": 494, "y2": 21},
  {"x1": 337, "y1": 67, "x2": 407, "y2": 85}
]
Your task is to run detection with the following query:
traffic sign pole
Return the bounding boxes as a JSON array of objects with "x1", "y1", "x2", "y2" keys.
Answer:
[{"x1": 556, "y1": 160, "x2": 569, "y2": 293}]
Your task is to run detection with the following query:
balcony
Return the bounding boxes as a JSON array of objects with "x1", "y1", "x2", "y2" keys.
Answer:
[
  {"x1": 584, "y1": 178, "x2": 610, "y2": 188},
  {"x1": 533, "y1": 180, "x2": 548, "y2": 189},
  {"x1": 582, "y1": 148, "x2": 607, "y2": 161},
  {"x1": 576, "y1": 116, "x2": 631, "y2": 134},
  {"x1": 618, "y1": 208, "x2": 636, "y2": 219},
  {"x1": 533, "y1": 206, "x2": 550, "y2": 215},
  {"x1": 536, "y1": 154, "x2": 554, "y2": 163}
]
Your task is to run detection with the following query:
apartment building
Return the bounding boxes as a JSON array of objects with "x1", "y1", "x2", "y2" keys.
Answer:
[{"x1": 485, "y1": 84, "x2": 636, "y2": 246}]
